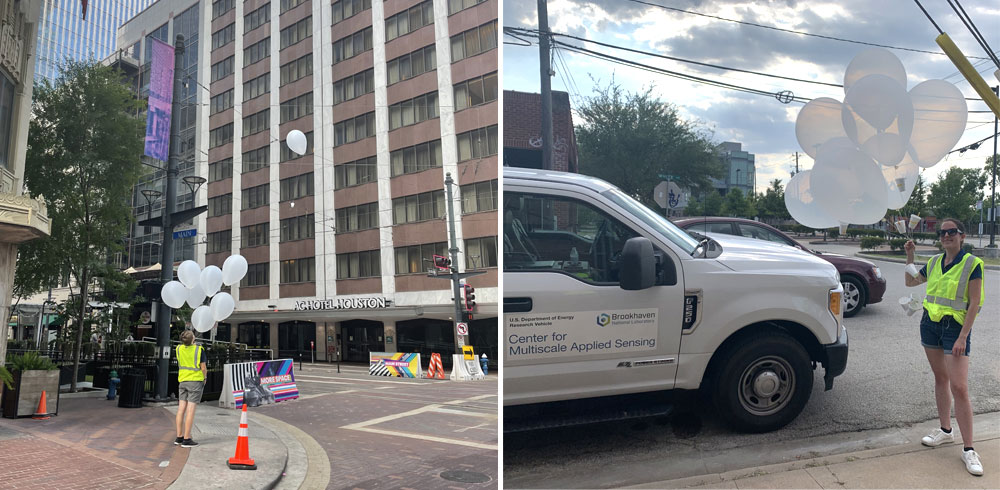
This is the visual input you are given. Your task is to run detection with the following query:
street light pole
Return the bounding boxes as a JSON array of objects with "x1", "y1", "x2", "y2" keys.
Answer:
[{"x1": 444, "y1": 173, "x2": 466, "y2": 345}]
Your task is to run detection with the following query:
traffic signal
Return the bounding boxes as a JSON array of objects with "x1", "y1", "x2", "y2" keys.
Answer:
[
  {"x1": 464, "y1": 284, "x2": 476, "y2": 312},
  {"x1": 433, "y1": 254, "x2": 451, "y2": 271}
]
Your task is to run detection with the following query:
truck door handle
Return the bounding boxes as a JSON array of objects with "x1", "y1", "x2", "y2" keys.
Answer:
[{"x1": 504, "y1": 297, "x2": 533, "y2": 312}]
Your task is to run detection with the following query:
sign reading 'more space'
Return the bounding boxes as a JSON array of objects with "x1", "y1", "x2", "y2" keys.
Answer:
[{"x1": 293, "y1": 297, "x2": 390, "y2": 311}]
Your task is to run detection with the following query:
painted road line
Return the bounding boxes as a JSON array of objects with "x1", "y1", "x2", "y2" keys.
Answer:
[{"x1": 340, "y1": 398, "x2": 498, "y2": 450}]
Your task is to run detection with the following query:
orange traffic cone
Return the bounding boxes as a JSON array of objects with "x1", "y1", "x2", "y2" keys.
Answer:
[
  {"x1": 227, "y1": 404, "x2": 257, "y2": 470},
  {"x1": 32, "y1": 390, "x2": 51, "y2": 420}
]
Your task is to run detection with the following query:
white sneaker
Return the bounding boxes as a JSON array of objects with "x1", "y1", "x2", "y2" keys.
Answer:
[
  {"x1": 963, "y1": 450, "x2": 984, "y2": 476},
  {"x1": 921, "y1": 428, "x2": 954, "y2": 447}
]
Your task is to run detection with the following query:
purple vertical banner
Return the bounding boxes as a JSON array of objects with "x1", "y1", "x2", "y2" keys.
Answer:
[{"x1": 144, "y1": 38, "x2": 175, "y2": 162}]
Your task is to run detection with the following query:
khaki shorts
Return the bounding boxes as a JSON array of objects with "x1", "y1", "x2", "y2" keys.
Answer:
[{"x1": 178, "y1": 381, "x2": 204, "y2": 403}]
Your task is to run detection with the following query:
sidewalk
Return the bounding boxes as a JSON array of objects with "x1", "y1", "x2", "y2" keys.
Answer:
[{"x1": 0, "y1": 390, "x2": 299, "y2": 489}]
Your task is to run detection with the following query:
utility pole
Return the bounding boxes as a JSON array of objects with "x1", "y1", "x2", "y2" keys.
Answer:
[
  {"x1": 990, "y1": 85, "x2": 997, "y2": 248},
  {"x1": 795, "y1": 152, "x2": 800, "y2": 175},
  {"x1": 538, "y1": 0, "x2": 553, "y2": 170}
]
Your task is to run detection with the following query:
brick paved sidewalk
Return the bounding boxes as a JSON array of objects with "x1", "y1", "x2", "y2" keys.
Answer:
[{"x1": 0, "y1": 395, "x2": 187, "y2": 489}]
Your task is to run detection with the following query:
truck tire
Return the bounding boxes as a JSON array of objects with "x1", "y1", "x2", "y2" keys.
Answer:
[
  {"x1": 711, "y1": 332, "x2": 813, "y2": 433},
  {"x1": 841, "y1": 275, "x2": 867, "y2": 318}
]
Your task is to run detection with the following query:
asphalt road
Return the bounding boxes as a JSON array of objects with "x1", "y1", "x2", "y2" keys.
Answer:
[{"x1": 503, "y1": 240, "x2": 1000, "y2": 488}]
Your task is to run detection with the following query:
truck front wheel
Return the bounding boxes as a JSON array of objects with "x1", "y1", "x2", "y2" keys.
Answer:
[{"x1": 711, "y1": 332, "x2": 813, "y2": 433}]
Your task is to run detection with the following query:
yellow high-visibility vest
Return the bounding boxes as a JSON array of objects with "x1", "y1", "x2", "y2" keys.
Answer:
[
  {"x1": 923, "y1": 253, "x2": 985, "y2": 325},
  {"x1": 177, "y1": 344, "x2": 204, "y2": 382}
]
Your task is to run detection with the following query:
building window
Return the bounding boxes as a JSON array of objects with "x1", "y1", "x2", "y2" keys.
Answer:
[
  {"x1": 241, "y1": 263, "x2": 269, "y2": 287},
  {"x1": 280, "y1": 92, "x2": 313, "y2": 123},
  {"x1": 211, "y1": 23, "x2": 235, "y2": 50},
  {"x1": 449, "y1": 0, "x2": 486, "y2": 14},
  {"x1": 280, "y1": 16, "x2": 312, "y2": 50},
  {"x1": 280, "y1": 54, "x2": 313, "y2": 86},
  {"x1": 209, "y1": 123, "x2": 234, "y2": 148},
  {"x1": 465, "y1": 236, "x2": 497, "y2": 268},
  {"x1": 385, "y1": 1, "x2": 433, "y2": 42},
  {"x1": 212, "y1": 0, "x2": 234, "y2": 19},
  {"x1": 208, "y1": 194, "x2": 233, "y2": 217},
  {"x1": 211, "y1": 56, "x2": 235, "y2": 82},
  {"x1": 335, "y1": 202, "x2": 379, "y2": 233},
  {"x1": 333, "y1": 112, "x2": 375, "y2": 147},
  {"x1": 392, "y1": 190, "x2": 444, "y2": 225},
  {"x1": 280, "y1": 173, "x2": 314, "y2": 201},
  {"x1": 242, "y1": 146, "x2": 269, "y2": 173},
  {"x1": 454, "y1": 72, "x2": 497, "y2": 111},
  {"x1": 243, "y1": 73, "x2": 270, "y2": 102},
  {"x1": 210, "y1": 89, "x2": 234, "y2": 115},
  {"x1": 241, "y1": 223, "x2": 269, "y2": 248},
  {"x1": 209, "y1": 158, "x2": 233, "y2": 182},
  {"x1": 242, "y1": 184, "x2": 270, "y2": 210},
  {"x1": 460, "y1": 179, "x2": 498, "y2": 213},
  {"x1": 280, "y1": 257, "x2": 315, "y2": 283},
  {"x1": 242, "y1": 109, "x2": 269, "y2": 137},
  {"x1": 387, "y1": 45, "x2": 435, "y2": 85},
  {"x1": 281, "y1": 131, "x2": 313, "y2": 161},
  {"x1": 390, "y1": 140, "x2": 442, "y2": 177},
  {"x1": 0, "y1": 73, "x2": 15, "y2": 169},
  {"x1": 244, "y1": 38, "x2": 271, "y2": 67},
  {"x1": 333, "y1": 69, "x2": 374, "y2": 105},
  {"x1": 207, "y1": 229, "x2": 232, "y2": 254},
  {"x1": 456, "y1": 125, "x2": 498, "y2": 162},
  {"x1": 280, "y1": 214, "x2": 314, "y2": 242},
  {"x1": 245, "y1": 3, "x2": 270, "y2": 33},
  {"x1": 394, "y1": 242, "x2": 446, "y2": 274},
  {"x1": 280, "y1": 0, "x2": 305, "y2": 13},
  {"x1": 337, "y1": 250, "x2": 380, "y2": 279},
  {"x1": 334, "y1": 156, "x2": 377, "y2": 189},
  {"x1": 333, "y1": 0, "x2": 371, "y2": 24},
  {"x1": 333, "y1": 27, "x2": 372, "y2": 64},
  {"x1": 451, "y1": 20, "x2": 497, "y2": 62},
  {"x1": 388, "y1": 92, "x2": 438, "y2": 130}
]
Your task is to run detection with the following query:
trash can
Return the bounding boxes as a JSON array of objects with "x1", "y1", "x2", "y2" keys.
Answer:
[{"x1": 117, "y1": 369, "x2": 146, "y2": 408}]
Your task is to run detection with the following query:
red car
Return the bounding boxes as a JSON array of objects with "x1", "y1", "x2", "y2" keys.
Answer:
[{"x1": 675, "y1": 217, "x2": 885, "y2": 318}]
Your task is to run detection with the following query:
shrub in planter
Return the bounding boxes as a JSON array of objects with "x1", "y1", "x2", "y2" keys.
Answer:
[
  {"x1": 889, "y1": 238, "x2": 907, "y2": 252},
  {"x1": 828, "y1": 228, "x2": 840, "y2": 239},
  {"x1": 2, "y1": 352, "x2": 60, "y2": 418},
  {"x1": 861, "y1": 236, "x2": 886, "y2": 251}
]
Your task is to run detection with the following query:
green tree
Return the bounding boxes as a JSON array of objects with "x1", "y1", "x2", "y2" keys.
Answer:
[
  {"x1": 686, "y1": 190, "x2": 724, "y2": 217},
  {"x1": 576, "y1": 81, "x2": 724, "y2": 208},
  {"x1": 721, "y1": 188, "x2": 756, "y2": 218},
  {"x1": 927, "y1": 167, "x2": 985, "y2": 227},
  {"x1": 756, "y1": 179, "x2": 789, "y2": 221},
  {"x1": 16, "y1": 60, "x2": 145, "y2": 392},
  {"x1": 899, "y1": 174, "x2": 928, "y2": 218}
]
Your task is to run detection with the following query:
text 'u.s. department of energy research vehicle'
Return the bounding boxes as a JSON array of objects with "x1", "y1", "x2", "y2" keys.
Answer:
[{"x1": 502, "y1": 168, "x2": 848, "y2": 433}]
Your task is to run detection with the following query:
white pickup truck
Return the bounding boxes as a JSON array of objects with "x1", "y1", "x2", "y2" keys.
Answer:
[{"x1": 503, "y1": 168, "x2": 848, "y2": 432}]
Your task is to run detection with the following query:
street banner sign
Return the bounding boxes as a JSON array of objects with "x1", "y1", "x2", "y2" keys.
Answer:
[
  {"x1": 368, "y1": 352, "x2": 422, "y2": 377},
  {"x1": 220, "y1": 359, "x2": 299, "y2": 409},
  {"x1": 144, "y1": 39, "x2": 175, "y2": 162}
]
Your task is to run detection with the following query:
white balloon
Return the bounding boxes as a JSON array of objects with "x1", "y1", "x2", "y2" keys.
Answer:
[
  {"x1": 843, "y1": 74, "x2": 914, "y2": 133},
  {"x1": 907, "y1": 79, "x2": 968, "y2": 168},
  {"x1": 843, "y1": 47, "x2": 907, "y2": 95},
  {"x1": 222, "y1": 254, "x2": 249, "y2": 286},
  {"x1": 882, "y1": 157, "x2": 920, "y2": 210},
  {"x1": 811, "y1": 144, "x2": 889, "y2": 224},
  {"x1": 795, "y1": 97, "x2": 849, "y2": 159},
  {"x1": 286, "y1": 129, "x2": 307, "y2": 156},
  {"x1": 177, "y1": 260, "x2": 202, "y2": 289},
  {"x1": 186, "y1": 282, "x2": 207, "y2": 308},
  {"x1": 192, "y1": 306, "x2": 214, "y2": 333},
  {"x1": 161, "y1": 280, "x2": 188, "y2": 309},
  {"x1": 784, "y1": 170, "x2": 839, "y2": 229},
  {"x1": 210, "y1": 292, "x2": 236, "y2": 322},
  {"x1": 200, "y1": 265, "x2": 223, "y2": 297}
]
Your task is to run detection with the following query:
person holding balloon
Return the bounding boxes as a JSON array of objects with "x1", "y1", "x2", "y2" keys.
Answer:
[
  {"x1": 903, "y1": 219, "x2": 985, "y2": 476},
  {"x1": 175, "y1": 329, "x2": 207, "y2": 447}
]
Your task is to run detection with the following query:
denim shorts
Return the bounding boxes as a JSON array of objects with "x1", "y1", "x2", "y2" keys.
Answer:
[{"x1": 920, "y1": 310, "x2": 971, "y2": 356}]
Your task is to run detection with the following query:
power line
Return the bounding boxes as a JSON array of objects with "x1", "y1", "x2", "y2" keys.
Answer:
[{"x1": 947, "y1": 0, "x2": 1000, "y2": 68}]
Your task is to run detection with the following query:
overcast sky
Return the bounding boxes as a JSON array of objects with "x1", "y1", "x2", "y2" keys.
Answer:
[{"x1": 502, "y1": 0, "x2": 999, "y2": 198}]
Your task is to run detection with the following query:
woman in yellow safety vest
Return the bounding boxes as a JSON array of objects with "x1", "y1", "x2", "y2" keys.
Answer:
[
  {"x1": 175, "y1": 330, "x2": 207, "y2": 448},
  {"x1": 904, "y1": 218, "x2": 985, "y2": 476}
]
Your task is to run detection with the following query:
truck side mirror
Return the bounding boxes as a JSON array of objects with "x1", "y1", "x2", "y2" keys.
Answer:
[{"x1": 620, "y1": 237, "x2": 656, "y2": 290}]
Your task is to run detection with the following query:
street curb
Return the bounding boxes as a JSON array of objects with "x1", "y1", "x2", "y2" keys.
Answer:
[
  {"x1": 253, "y1": 411, "x2": 331, "y2": 490},
  {"x1": 855, "y1": 252, "x2": 1000, "y2": 270}
]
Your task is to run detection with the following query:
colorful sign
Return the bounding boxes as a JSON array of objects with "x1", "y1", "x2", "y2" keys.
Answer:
[
  {"x1": 220, "y1": 359, "x2": 299, "y2": 409},
  {"x1": 369, "y1": 352, "x2": 422, "y2": 378},
  {"x1": 144, "y1": 38, "x2": 174, "y2": 162}
]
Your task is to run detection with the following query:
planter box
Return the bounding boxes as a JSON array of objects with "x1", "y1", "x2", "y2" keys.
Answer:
[{"x1": 1, "y1": 370, "x2": 60, "y2": 418}]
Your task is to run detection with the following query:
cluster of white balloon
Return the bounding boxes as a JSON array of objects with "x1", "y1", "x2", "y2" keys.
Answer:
[
  {"x1": 786, "y1": 48, "x2": 968, "y2": 229},
  {"x1": 160, "y1": 255, "x2": 249, "y2": 332}
]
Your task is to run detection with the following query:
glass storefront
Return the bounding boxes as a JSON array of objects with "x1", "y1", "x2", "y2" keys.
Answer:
[
  {"x1": 238, "y1": 321, "x2": 269, "y2": 348},
  {"x1": 396, "y1": 319, "x2": 455, "y2": 368},
  {"x1": 340, "y1": 319, "x2": 384, "y2": 362},
  {"x1": 278, "y1": 320, "x2": 316, "y2": 360}
]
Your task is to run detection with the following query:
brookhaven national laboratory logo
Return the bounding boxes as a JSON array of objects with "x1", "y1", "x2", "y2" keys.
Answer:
[{"x1": 596, "y1": 313, "x2": 611, "y2": 327}]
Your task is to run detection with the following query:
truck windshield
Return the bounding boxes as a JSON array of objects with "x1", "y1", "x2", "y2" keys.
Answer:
[{"x1": 602, "y1": 187, "x2": 699, "y2": 255}]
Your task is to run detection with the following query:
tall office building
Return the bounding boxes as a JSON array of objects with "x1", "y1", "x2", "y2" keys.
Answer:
[
  {"x1": 33, "y1": 0, "x2": 157, "y2": 83},
  {"x1": 116, "y1": 0, "x2": 498, "y2": 364}
]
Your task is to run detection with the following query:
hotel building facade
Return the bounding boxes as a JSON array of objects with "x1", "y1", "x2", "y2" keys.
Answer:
[{"x1": 115, "y1": 0, "x2": 498, "y2": 365}]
